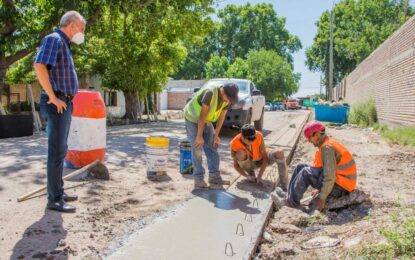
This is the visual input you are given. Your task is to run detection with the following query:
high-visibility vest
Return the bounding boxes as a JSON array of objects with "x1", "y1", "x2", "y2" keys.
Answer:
[
  {"x1": 230, "y1": 131, "x2": 264, "y2": 161},
  {"x1": 183, "y1": 86, "x2": 229, "y2": 123},
  {"x1": 313, "y1": 137, "x2": 357, "y2": 192}
]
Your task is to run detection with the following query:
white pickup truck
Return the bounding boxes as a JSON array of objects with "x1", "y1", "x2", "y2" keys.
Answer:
[{"x1": 200, "y1": 78, "x2": 266, "y2": 130}]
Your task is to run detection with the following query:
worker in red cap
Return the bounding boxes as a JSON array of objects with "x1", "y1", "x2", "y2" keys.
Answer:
[{"x1": 272, "y1": 121, "x2": 357, "y2": 211}]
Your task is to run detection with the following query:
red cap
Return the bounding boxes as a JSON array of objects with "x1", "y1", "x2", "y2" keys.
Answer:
[{"x1": 304, "y1": 121, "x2": 325, "y2": 139}]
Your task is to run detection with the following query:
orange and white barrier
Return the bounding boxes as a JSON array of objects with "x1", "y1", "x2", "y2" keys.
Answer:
[{"x1": 65, "y1": 90, "x2": 106, "y2": 168}]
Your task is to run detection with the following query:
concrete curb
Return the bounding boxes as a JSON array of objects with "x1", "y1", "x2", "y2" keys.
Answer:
[{"x1": 247, "y1": 112, "x2": 311, "y2": 260}]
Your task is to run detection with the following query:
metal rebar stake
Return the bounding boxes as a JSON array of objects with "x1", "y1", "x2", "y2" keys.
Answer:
[
  {"x1": 245, "y1": 213, "x2": 253, "y2": 222},
  {"x1": 236, "y1": 223, "x2": 244, "y2": 236},
  {"x1": 225, "y1": 242, "x2": 235, "y2": 256}
]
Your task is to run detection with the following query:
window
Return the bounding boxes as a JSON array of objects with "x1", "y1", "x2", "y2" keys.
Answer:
[{"x1": 104, "y1": 91, "x2": 117, "y2": 106}]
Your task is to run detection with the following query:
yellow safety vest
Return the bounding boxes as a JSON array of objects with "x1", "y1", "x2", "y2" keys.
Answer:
[{"x1": 183, "y1": 86, "x2": 228, "y2": 123}]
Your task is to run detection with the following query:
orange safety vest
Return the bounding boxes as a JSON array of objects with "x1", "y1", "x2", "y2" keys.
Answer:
[
  {"x1": 230, "y1": 131, "x2": 264, "y2": 161},
  {"x1": 313, "y1": 137, "x2": 357, "y2": 192}
]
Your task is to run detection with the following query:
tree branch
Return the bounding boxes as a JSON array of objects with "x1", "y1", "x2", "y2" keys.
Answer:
[{"x1": 5, "y1": 48, "x2": 33, "y2": 67}]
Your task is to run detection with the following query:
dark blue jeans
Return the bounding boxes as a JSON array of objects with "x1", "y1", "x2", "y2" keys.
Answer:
[
  {"x1": 287, "y1": 163, "x2": 348, "y2": 206},
  {"x1": 40, "y1": 92, "x2": 73, "y2": 203}
]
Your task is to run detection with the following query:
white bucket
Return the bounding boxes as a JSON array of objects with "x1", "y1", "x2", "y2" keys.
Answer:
[{"x1": 145, "y1": 137, "x2": 170, "y2": 179}]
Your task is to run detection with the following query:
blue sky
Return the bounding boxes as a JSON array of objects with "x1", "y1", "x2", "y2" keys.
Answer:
[{"x1": 214, "y1": 0, "x2": 415, "y2": 97}]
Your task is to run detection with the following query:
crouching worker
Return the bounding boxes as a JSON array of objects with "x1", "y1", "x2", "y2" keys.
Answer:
[
  {"x1": 230, "y1": 124, "x2": 288, "y2": 189},
  {"x1": 272, "y1": 121, "x2": 357, "y2": 211}
]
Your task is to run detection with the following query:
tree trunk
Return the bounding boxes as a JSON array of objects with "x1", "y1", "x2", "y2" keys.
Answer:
[
  {"x1": 145, "y1": 94, "x2": 151, "y2": 122},
  {"x1": 152, "y1": 92, "x2": 158, "y2": 121},
  {"x1": 124, "y1": 90, "x2": 138, "y2": 120},
  {"x1": 138, "y1": 97, "x2": 143, "y2": 121}
]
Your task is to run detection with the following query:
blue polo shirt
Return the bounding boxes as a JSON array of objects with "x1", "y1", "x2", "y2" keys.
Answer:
[{"x1": 35, "y1": 28, "x2": 79, "y2": 95}]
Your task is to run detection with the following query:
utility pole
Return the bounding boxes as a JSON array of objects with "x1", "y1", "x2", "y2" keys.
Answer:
[{"x1": 329, "y1": 6, "x2": 334, "y2": 100}]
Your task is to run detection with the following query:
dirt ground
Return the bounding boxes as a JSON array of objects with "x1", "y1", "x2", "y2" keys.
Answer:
[
  {"x1": 257, "y1": 125, "x2": 415, "y2": 259},
  {"x1": 0, "y1": 111, "x2": 307, "y2": 259}
]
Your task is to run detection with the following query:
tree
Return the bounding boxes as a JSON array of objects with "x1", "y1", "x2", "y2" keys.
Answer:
[
  {"x1": 306, "y1": 0, "x2": 414, "y2": 96},
  {"x1": 174, "y1": 3, "x2": 302, "y2": 79},
  {"x1": 0, "y1": 0, "x2": 103, "y2": 113},
  {"x1": 84, "y1": 1, "x2": 213, "y2": 119},
  {"x1": 225, "y1": 57, "x2": 249, "y2": 79},
  {"x1": 247, "y1": 49, "x2": 299, "y2": 100},
  {"x1": 205, "y1": 55, "x2": 229, "y2": 79}
]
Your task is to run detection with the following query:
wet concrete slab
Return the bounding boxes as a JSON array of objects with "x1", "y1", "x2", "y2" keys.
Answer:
[
  {"x1": 105, "y1": 111, "x2": 310, "y2": 260},
  {"x1": 107, "y1": 188, "x2": 271, "y2": 260}
]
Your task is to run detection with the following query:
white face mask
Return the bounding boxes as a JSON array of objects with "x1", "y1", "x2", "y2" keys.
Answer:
[{"x1": 71, "y1": 32, "x2": 85, "y2": 45}]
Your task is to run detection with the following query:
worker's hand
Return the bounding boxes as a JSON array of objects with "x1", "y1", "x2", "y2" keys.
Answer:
[
  {"x1": 256, "y1": 176, "x2": 264, "y2": 185},
  {"x1": 213, "y1": 136, "x2": 221, "y2": 149},
  {"x1": 48, "y1": 96, "x2": 67, "y2": 114},
  {"x1": 247, "y1": 175, "x2": 256, "y2": 183},
  {"x1": 311, "y1": 189, "x2": 319, "y2": 198},
  {"x1": 317, "y1": 198, "x2": 326, "y2": 210},
  {"x1": 194, "y1": 135, "x2": 204, "y2": 149}
]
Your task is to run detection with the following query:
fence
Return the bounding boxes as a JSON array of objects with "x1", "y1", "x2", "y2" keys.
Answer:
[{"x1": 334, "y1": 15, "x2": 415, "y2": 127}]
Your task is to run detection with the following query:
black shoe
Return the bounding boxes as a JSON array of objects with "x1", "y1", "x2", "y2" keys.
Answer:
[
  {"x1": 63, "y1": 193, "x2": 78, "y2": 202},
  {"x1": 47, "y1": 200, "x2": 76, "y2": 213}
]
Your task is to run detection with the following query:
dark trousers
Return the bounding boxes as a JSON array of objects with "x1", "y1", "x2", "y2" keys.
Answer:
[
  {"x1": 40, "y1": 92, "x2": 73, "y2": 203},
  {"x1": 287, "y1": 163, "x2": 349, "y2": 206}
]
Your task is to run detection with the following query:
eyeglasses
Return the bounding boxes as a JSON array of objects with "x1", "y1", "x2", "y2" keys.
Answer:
[{"x1": 246, "y1": 136, "x2": 256, "y2": 141}]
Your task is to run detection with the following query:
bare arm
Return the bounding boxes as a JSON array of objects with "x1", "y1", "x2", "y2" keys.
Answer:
[
  {"x1": 232, "y1": 155, "x2": 249, "y2": 177},
  {"x1": 257, "y1": 137, "x2": 269, "y2": 181},
  {"x1": 194, "y1": 104, "x2": 209, "y2": 149}
]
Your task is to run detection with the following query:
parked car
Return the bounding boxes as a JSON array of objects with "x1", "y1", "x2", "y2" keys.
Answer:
[
  {"x1": 272, "y1": 101, "x2": 285, "y2": 111},
  {"x1": 284, "y1": 99, "x2": 300, "y2": 110},
  {"x1": 264, "y1": 103, "x2": 272, "y2": 111},
  {"x1": 198, "y1": 78, "x2": 266, "y2": 130}
]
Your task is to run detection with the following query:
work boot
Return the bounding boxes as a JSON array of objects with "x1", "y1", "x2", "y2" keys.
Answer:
[
  {"x1": 63, "y1": 192, "x2": 78, "y2": 202},
  {"x1": 47, "y1": 200, "x2": 76, "y2": 213},
  {"x1": 194, "y1": 179, "x2": 209, "y2": 189},
  {"x1": 274, "y1": 187, "x2": 287, "y2": 198},
  {"x1": 208, "y1": 177, "x2": 231, "y2": 185},
  {"x1": 271, "y1": 193, "x2": 288, "y2": 209}
]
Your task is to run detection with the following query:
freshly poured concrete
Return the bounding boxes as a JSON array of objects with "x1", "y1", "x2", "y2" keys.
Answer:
[
  {"x1": 106, "y1": 112, "x2": 310, "y2": 260},
  {"x1": 107, "y1": 188, "x2": 271, "y2": 260}
]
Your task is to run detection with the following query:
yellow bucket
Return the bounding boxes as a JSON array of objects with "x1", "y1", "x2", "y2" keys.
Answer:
[
  {"x1": 145, "y1": 137, "x2": 170, "y2": 179},
  {"x1": 145, "y1": 137, "x2": 170, "y2": 147}
]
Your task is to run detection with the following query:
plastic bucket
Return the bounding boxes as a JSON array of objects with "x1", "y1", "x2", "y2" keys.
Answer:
[
  {"x1": 145, "y1": 137, "x2": 170, "y2": 179},
  {"x1": 179, "y1": 140, "x2": 193, "y2": 174},
  {"x1": 65, "y1": 90, "x2": 106, "y2": 169}
]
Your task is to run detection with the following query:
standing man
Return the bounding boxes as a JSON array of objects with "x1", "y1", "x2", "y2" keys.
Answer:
[
  {"x1": 183, "y1": 83, "x2": 239, "y2": 188},
  {"x1": 272, "y1": 121, "x2": 357, "y2": 211},
  {"x1": 34, "y1": 11, "x2": 86, "y2": 213},
  {"x1": 230, "y1": 124, "x2": 288, "y2": 188}
]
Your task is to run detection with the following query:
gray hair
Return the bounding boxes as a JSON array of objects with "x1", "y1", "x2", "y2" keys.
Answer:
[{"x1": 60, "y1": 11, "x2": 86, "y2": 27}]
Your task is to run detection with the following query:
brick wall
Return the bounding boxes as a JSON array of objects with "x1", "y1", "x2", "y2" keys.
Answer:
[
  {"x1": 168, "y1": 92, "x2": 192, "y2": 110},
  {"x1": 334, "y1": 15, "x2": 415, "y2": 127}
]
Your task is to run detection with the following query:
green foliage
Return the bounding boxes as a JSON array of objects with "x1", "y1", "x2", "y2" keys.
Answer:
[
  {"x1": 83, "y1": 1, "x2": 213, "y2": 93},
  {"x1": 216, "y1": 3, "x2": 301, "y2": 63},
  {"x1": 174, "y1": 3, "x2": 301, "y2": 79},
  {"x1": 306, "y1": 0, "x2": 414, "y2": 86},
  {"x1": 348, "y1": 99, "x2": 377, "y2": 127},
  {"x1": 246, "y1": 49, "x2": 299, "y2": 100},
  {"x1": 376, "y1": 125, "x2": 415, "y2": 147},
  {"x1": 6, "y1": 55, "x2": 36, "y2": 84},
  {"x1": 348, "y1": 99, "x2": 415, "y2": 146},
  {"x1": 225, "y1": 58, "x2": 250, "y2": 79},
  {"x1": 205, "y1": 55, "x2": 229, "y2": 79},
  {"x1": 0, "y1": 0, "x2": 104, "y2": 90}
]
